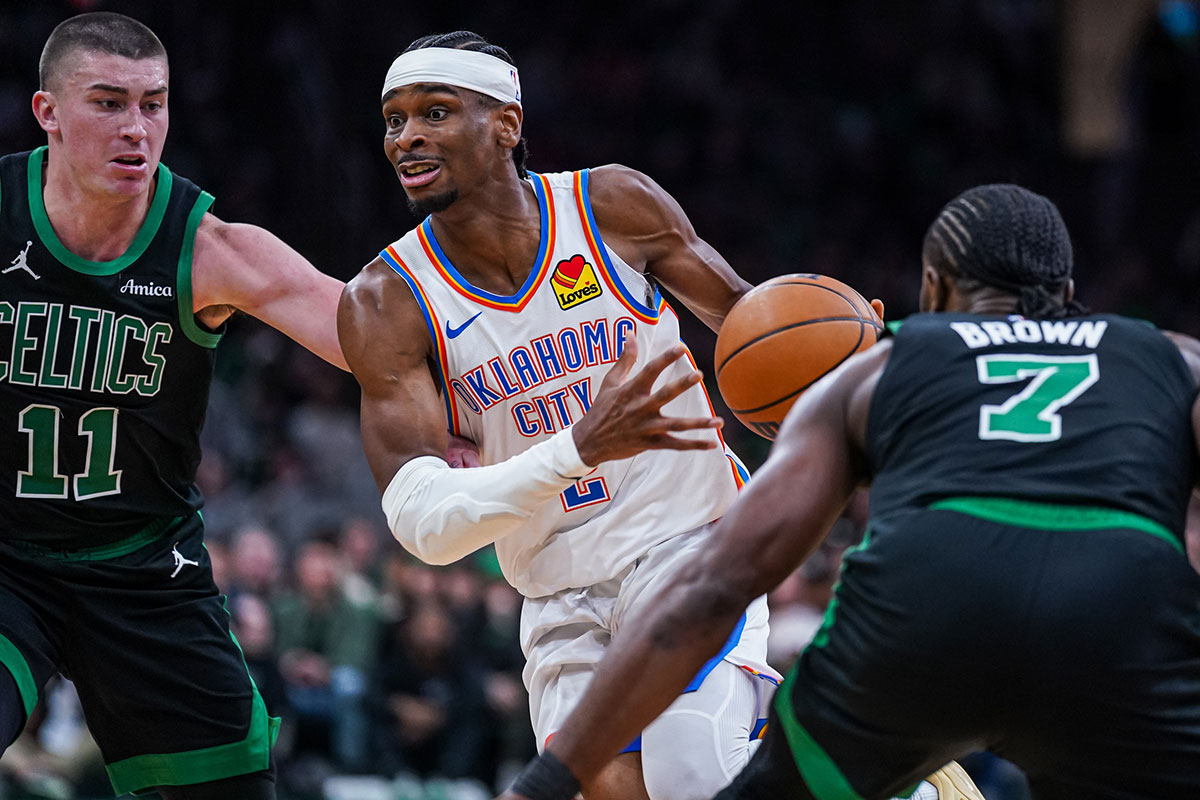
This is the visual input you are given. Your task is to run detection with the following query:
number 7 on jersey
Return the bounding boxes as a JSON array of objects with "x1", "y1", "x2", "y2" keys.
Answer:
[{"x1": 976, "y1": 354, "x2": 1099, "y2": 442}]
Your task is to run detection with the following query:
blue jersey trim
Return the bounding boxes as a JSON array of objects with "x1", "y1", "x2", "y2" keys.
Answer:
[
  {"x1": 684, "y1": 611, "x2": 747, "y2": 693},
  {"x1": 751, "y1": 717, "x2": 769, "y2": 740},
  {"x1": 577, "y1": 169, "x2": 662, "y2": 319},
  {"x1": 418, "y1": 174, "x2": 551, "y2": 307},
  {"x1": 727, "y1": 452, "x2": 751, "y2": 486}
]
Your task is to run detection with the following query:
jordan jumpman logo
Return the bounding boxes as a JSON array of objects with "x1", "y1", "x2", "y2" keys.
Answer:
[
  {"x1": 3, "y1": 241, "x2": 40, "y2": 280},
  {"x1": 171, "y1": 543, "x2": 200, "y2": 577}
]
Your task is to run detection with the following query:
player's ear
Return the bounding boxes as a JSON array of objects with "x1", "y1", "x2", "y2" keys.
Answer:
[
  {"x1": 32, "y1": 91, "x2": 59, "y2": 134},
  {"x1": 1062, "y1": 278, "x2": 1075, "y2": 305},
  {"x1": 919, "y1": 262, "x2": 947, "y2": 312},
  {"x1": 496, "y1": 102, "x2": 522, "y2": 149}
]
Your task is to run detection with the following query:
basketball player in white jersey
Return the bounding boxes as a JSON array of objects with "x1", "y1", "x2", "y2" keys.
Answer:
[{"x1": 338, "y1": 31, "x2": 782, "y2": 800}]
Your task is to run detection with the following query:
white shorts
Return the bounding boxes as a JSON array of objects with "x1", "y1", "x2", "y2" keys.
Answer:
[{"x1": 520, "y1": 523, "x2": 782, "y2": 752}]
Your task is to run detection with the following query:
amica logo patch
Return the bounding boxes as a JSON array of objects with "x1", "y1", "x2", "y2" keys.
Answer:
[
  {"x1": 551, "y1": 254, "x2": 602, "y2": 310},
  {"x1": 120, "y1": 278, "x2": 173, "y2": 297}
]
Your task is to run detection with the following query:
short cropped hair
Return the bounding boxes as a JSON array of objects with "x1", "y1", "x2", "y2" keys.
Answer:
[{"x1": 39, "y1": 12, "x2": 166, "y2": 91}]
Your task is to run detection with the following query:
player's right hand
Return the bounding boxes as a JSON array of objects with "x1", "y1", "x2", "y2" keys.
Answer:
[{"x1": 571, "y1": 337, "x2": 722, "y2": 466}]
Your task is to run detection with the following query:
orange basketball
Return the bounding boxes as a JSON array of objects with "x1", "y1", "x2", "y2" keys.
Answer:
[{"x1": 715, "y1": 274, "x2": 883, "y2": 440}]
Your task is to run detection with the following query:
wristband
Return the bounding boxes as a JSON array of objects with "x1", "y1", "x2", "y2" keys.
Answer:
[{"x1": 510, "y1": 751, "x2": 581, "y2": 800}]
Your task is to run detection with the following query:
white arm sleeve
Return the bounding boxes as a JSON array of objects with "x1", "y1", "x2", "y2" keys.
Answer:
[{"x1": 382, "y1": 427, "x2": 593, "y2": 566}]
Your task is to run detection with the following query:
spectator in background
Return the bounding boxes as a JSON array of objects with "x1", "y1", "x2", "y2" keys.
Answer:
[
  {"x1": 272, "y1": 535, "x2": 381, "y2": 774},
  {"x1": 232, "y1": 593, "x2": 289, "y2": 726},
  {"x1": 205, "y1": 539, "x2": 233, "y2": 596},
  {"x1": 338, "y1": 516, "x2": 387, "y2": 604},
  {"x1": 228, "y1": 523, "x2": 285, "y2": 602},
  {"x1": 193, "y1": 449, "x2": 259, "y2": 543},
  {"x1": 0, "y1": 677, "x2": 109, "y2": 799},
  {"x1": 248, "y1": 445, "x2": 347, "y2": 552},
  {"x1": 372, "y1": 601, "x2": 494, "y2": 784},
  {"x1": 285, "y1": 350, "x2": 383, "y2": 520},
  {"x1": 378, "y1": 550, "x2": 442, "y2": 625},
  {"x1": 475, "y1": 570, "x2": 538, "y2": 785},
  {"x1": 438, "y1": 562, "x2": 488, "y2": 640}
]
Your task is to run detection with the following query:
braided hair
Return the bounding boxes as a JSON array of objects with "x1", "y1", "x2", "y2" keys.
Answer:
[
  {"x1": 403, "y1": 31, "x2": 528, "y2": 179},
  {"x1": 922, "y1": 184, "x2": 1088, "y2": 319}
]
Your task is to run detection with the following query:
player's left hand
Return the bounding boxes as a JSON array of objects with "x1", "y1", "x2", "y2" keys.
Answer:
[
  {"x1": 571, "y1": 339, "x2": 722, "y2": 466},
  {"x1": 446, "y1": 434, "x2": 481, "y2": 468},
  {"x1": 870, "y1": 298, "x2": 885, "y2": 321}
]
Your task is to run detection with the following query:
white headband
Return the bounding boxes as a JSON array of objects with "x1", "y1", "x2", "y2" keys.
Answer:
[{"x1": 382, "y1": 47, "x2": 522, "y2": 105}]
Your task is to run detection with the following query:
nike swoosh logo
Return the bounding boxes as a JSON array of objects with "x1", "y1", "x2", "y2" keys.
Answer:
[{"x1": 445, "y1": 311, "x2": 483, "y2": 339}]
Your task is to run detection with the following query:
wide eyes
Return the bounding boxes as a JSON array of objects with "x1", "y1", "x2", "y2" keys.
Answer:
[{"x1": 385, "y1": 106, "x2": 450, "y2": 131}]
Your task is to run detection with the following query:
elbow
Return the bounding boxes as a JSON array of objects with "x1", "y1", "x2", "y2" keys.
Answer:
[
  {"x1": 669, "y1": 568, "x2": 751, "y2": 630},
  {"x1": 647, "y1": 572, "x2": 750, "y2": 659},
  {"x1": 414, "y1": 541, "x2": 461, "y2": 567},
  {"x1": 394, "y1": 526, "x2": 463, "y2": 567},
  {"x1": 700, "y1": 576, "x2": 755, "y2": 625}
]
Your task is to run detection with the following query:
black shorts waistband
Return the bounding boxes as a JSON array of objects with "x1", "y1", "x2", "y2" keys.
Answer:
[{"x1": 4, "y1": 514, "x2": 189, "y2": 561}]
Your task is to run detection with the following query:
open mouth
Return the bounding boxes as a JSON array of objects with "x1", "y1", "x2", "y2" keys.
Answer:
[
  {"x1": 398, "y1": 161, "x2": 441, "y2": 188},
  {"x1": 112, "y1": 155, "x2": 147, "y2": 169}
]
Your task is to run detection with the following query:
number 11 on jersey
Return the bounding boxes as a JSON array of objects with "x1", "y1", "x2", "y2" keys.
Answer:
[{"x1": 17, "y1": 404, "x2": 122, "y2": 500}]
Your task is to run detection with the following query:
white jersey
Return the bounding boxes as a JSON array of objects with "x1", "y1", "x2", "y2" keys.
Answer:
[{"x1": 381, "y1": 169, "x2": 747, "y2": 597}]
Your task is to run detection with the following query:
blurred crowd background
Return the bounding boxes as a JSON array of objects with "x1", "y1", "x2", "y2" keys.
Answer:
[{"x1": 1, "y1": 1, "x2": 1198, "y2": 798}]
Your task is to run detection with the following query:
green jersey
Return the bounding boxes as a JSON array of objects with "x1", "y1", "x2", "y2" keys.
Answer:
[
  {"x1": 867, "y1": 312, "x2": 1198, "y2": 545},
  {"x1": 0, "y1": 148, "x2": 221, "y2": 548}
]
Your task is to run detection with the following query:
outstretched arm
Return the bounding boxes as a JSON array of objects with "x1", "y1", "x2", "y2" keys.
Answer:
[
  {"x1": 191, "y1": 214, "x2": 348, "y2": 369},
  {"x1": 589, "y1": 165, "x2": 753, "y2": 332},
  {"x1": 498, "y1": 342, "x2": 890, "y2": 800}
]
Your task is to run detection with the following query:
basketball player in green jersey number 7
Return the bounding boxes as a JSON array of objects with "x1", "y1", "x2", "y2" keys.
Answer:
[
  {"x1": 500, "y1": 184, "x2": 1200, "y2": 800},
  {"x1": 0, "y1": 12, "x2": 348, "y2": 799}
]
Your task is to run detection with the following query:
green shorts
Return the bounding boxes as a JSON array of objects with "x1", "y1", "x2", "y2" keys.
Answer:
[
  {"x1": 0, "y1": 513, "x2": 278, "y2": 796},
  {"x1": 721, "y1": 500, "x2": 1200, "y2": 800}
]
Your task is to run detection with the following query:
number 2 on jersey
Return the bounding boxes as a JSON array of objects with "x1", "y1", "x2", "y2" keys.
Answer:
[
  {"x1": 561, "y1": 476, "x2": 610, "y2": 512},
  {"x1": 976, "y1": 354, "x2": 1099, "y2": 442},
  {"x1": 17, "y1": 404, "x2": 122, "y2": 499}
]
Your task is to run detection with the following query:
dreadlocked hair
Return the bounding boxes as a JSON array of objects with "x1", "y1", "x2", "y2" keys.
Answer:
[
  {"x1": 921, "y1": 184, "x2": 1089, "y2": 319},
  {"x1": 403, "y1": 31, "x2": 528, "y2": 179}
]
